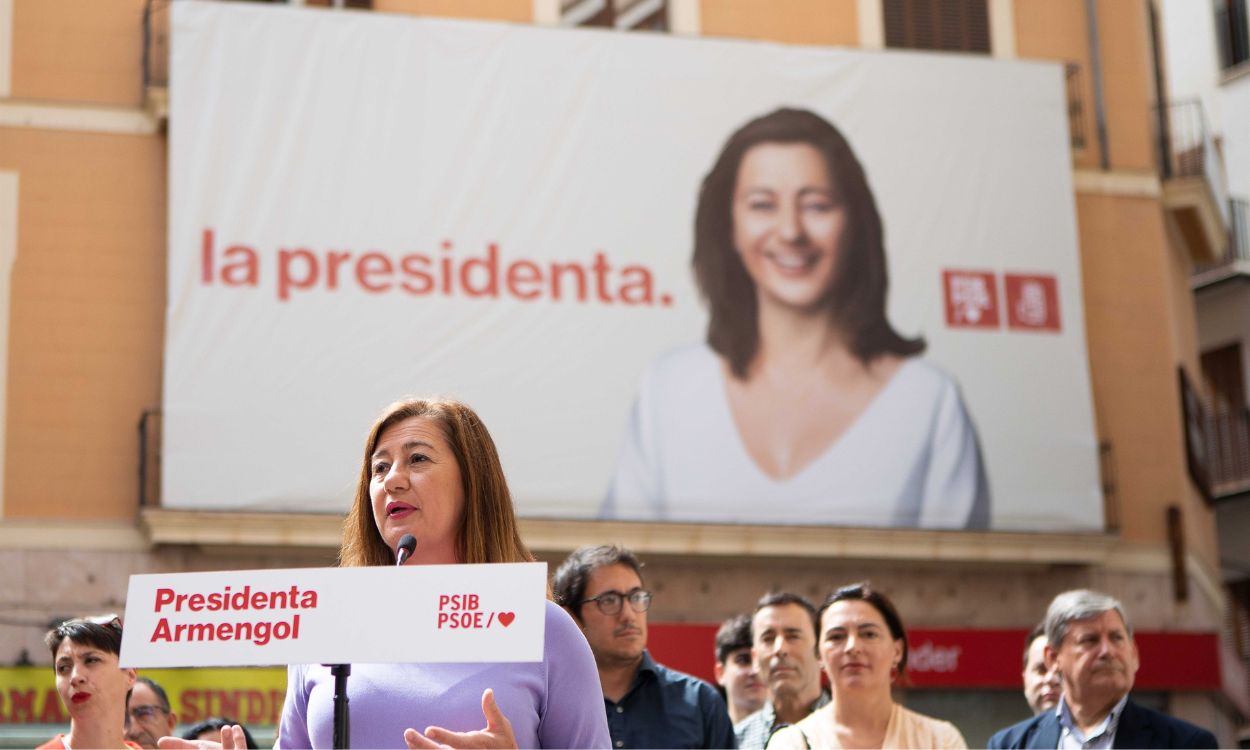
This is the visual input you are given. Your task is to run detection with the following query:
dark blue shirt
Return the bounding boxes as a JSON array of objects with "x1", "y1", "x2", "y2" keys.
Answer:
[{"x1": 604, "y1": 650, "x2": 736, "y2": 749}]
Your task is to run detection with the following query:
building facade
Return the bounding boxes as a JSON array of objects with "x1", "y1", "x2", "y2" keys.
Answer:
[{"x1": 1, "y1": 0, "x2": 1247, "y2": 746}]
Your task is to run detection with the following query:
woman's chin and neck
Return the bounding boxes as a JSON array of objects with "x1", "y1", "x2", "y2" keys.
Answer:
[
  {"x1": 831, "y1": 682, "x2": 895, "y2": 727},
  {"x1": 67, "y1": 715, "x2": 127, "y2": 749},
  {"x1": 406, "y1": 545, "x2": 461, "y2": 566},
  {"x1": 747, "y1": 296, "x2": 908, "y2": 384},
  {"x1": 750, "y1": 301, "x2": 866, "y2": 375},
  {"x1": 389, "y1": 534, "x2": 461, "y2": 566}
]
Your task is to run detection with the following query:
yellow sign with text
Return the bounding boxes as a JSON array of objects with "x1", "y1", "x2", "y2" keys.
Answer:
[{"x1": 0, "y1": 667, "x2": 286, "y2": 726}]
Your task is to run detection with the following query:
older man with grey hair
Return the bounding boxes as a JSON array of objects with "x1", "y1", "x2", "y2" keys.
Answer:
[{"x1": 987, "y1": 589, "x2": 1216, "y2": 749}]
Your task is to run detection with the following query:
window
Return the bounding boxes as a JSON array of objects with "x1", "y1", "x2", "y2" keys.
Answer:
[
  {"x1": 561, "y1": 0, "x2": 668, "y2": 31},
  {"x1": 1231, "y1": 580, "x2": 1250, "y2": 661},
  {"x1": 883, "y1": 0, "x2": 989, "y2": 54},
  {"x1": 1216, "y1": 0, "x2": 1250, "y2": 70}
]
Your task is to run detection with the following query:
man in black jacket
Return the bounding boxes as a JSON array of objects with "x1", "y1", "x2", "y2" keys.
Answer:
[{"x1": 987, "y1": 589, "x2": 1217, "y2": 749}]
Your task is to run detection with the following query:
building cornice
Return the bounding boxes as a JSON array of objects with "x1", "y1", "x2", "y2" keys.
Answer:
[
  {"x1": 0, "y1": 97, "x2": 159, "y2": 135},
  {"x1": 1072, "y1": 168, "x2": 1162, "y2": 198}
]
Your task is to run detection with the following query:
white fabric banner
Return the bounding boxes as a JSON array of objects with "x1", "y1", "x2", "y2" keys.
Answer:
[{"x1": 166, "y1": 1, "x2": 1101, "y2": 530}]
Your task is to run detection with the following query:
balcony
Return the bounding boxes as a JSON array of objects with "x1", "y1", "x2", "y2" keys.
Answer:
[
  {"x1": 1209, "y1": 406, "x2": 1250, "y2": 500},
  {"x1": 1194, "y1": 197, "x2": 1250, "y2": 289},
  {"x1": 1181, "y1": 368, "x2": 1250, "y2": 503},
  {"x1": 1160, "y1": 99, "x2": 1231, "y2": 264}
]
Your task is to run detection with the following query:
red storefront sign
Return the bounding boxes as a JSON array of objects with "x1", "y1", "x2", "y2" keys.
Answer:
[{"x1": 647, "y1": 624, "x2": 1220, "y2": 691}]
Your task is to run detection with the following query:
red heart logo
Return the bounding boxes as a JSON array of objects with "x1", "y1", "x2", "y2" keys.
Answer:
[{"x1": 498, "y1": 612, "x2": 515, "y2": 627}]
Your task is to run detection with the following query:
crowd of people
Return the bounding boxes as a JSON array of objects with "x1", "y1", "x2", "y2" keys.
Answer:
[{"x1": 38, "y1": 397, "x2": 1222, "y2": 748}]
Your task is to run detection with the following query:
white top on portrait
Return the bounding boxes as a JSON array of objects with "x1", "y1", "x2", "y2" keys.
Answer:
[{"x1": 601, "y1": 344, "x2": 990, "y2": 528}]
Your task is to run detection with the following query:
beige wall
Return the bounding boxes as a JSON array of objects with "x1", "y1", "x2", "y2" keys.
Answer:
[
  {"x1": 0, "y1": 128, "x2": 166, "y2": 520},
  {"x1": 1076, "y1": 190, "x2": 1217, "y2": 570},
  {"x1": 10, "y1": 0, "x2": 148, "y2": 106},
  {"x1": 1015, "y1": 0, "x2": 1162, "y2": 172},
  {"x1": 1094, "y1": 0, "x2": 1160, "y2": 172},
  {"x1": 374, "y1": 0, "x2": 532, "y2": 22},
  {"x1": 699, "y1": 0, "x2": 858, "y2": 46},
  {"x1": 1013, "y1": 0, "x2": 1098, "y2": 169}
]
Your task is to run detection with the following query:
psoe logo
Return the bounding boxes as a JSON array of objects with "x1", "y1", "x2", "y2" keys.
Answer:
[
  {"x1": 436, "y1": 593, "x2": 516, "y2": 630},
  {"x1": 942, "y1": 270, "x2": 999, "y2": 329}
]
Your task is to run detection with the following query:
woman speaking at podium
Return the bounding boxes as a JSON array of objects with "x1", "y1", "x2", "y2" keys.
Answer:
[{"x1": 166, "y1": 398, "x2": 610, "y2": 749}]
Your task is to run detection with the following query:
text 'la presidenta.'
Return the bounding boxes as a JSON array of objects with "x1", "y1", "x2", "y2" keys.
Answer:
[{"x1": 199, "y1": 228, "x2": 676, "y2": 306}]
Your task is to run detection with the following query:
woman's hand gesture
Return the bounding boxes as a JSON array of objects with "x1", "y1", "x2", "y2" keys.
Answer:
[
  {"x1": 157, "y1": 725, "x2": 248, "y2": 750},
  {"x1": 403, "y1": 688, "x2": 517, "y2": 749}
]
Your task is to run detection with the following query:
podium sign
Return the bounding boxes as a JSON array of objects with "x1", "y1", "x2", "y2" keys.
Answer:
[{"x1": 119, "y1": 563, "x2": 547, "y2": 668}]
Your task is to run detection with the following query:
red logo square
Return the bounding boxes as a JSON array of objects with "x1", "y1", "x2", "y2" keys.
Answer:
[
  {"x1": 1004, "y1": 274, "x2": 1061, "y2": 332},
  {"x1": 942, "y1": 270, "x2": 999, "y2": 329}
]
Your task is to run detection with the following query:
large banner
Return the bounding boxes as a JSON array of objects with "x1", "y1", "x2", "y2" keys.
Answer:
[{"x1": 165, "y1": 1, "x2": 1101, "y2": 530}]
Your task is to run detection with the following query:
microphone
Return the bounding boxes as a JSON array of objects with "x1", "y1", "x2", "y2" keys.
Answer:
[{"x1": 395, "y1": 534, "x2": 417, "y2": 566}]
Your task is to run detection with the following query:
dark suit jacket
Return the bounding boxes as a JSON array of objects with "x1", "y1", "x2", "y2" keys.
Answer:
[{"x1": 986, "y1": 698, "x2": 1217, "y2": 749}]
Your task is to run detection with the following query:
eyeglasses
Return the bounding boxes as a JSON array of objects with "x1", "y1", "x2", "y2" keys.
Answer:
[
  {"x1": 580, "y1": 588, "x2": 653, "y2": 615},
  {"x1": 85, "y1": 614, "x2": 123, "y2": 630},
  {"x1": 128, "y1": 705, "x2": 169, "y2": 722}
]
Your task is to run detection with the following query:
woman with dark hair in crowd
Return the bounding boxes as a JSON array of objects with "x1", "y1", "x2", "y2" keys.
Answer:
[
  {"x1": 169, "y1": 398, "x2": 609, "y2": 750},
  {"x1": 768, "y1": 583, "x2": 966, "y2": 749},
  {"x1": 40, "y1": 615, "x2": 143, "y2": 750},
  {"x1": 604, "y1": 107, "x2": 989, "y2": 529}
]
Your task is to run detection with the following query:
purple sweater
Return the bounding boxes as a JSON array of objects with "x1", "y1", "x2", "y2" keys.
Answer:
[{"x1": 278, "y1": 601, "x2": 610, "y2": 749}]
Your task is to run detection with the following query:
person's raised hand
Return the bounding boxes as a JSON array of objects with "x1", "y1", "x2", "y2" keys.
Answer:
[
  {"x1": 403, "y1": 688, "x2": 517, "y2": 749},
  {"x1": 157, "y1": 725, "x2": 247, "y2": 750}
]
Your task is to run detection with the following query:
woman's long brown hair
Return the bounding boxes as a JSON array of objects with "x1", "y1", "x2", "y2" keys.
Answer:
[{"x1": 338, "y1": 398, "x2": 533, "y2": 567}]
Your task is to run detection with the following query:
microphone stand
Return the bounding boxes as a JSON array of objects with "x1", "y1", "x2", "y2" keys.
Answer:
[
  {"x1": 328, "y1": 663, "x2": 351, "y2": 749},
  {"x1": 322, "y1": 535, "x2": 413, "y2": 748}
]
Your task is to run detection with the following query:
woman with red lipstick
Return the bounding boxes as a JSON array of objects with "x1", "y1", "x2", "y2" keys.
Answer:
[
  {"x1": 161, "y1": 399, "x2": 609, "y2": 750},
  {"x1": 604, "y1": 108, "x2": 989, "y2": 530},
  {"x1": 768, "y1": 583, "x2": 965, "y2": 749},
  {"x1": 284, "y1": 397, "x2": 607, "y2": 749},
  {"x1": 40, "y1": 615, "x2": 145, "y2": 750}
]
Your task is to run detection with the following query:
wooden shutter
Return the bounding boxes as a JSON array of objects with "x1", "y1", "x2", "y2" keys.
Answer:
[{"x1": 883, "y1": 0, "x2": 990, "y2": 54}]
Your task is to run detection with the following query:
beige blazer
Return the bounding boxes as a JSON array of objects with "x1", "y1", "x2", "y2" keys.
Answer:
[{"x1": 768, "y1": 702, "x2": 967, "y2": 750}]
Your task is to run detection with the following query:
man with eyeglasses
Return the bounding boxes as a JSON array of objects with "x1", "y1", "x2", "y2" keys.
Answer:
[
  {"x1": 553, "y1": 545, "x2": 735, "y2": 749},
  {"x1": 124, "y1": 676, "x2": 177, "y2": 749}
]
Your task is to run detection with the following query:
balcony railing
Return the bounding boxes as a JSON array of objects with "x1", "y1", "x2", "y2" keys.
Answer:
[
  {"x1": 1160, "y1": 99, "x2": 1230, "y2": 224},
  {"x1": 1180, "y1": 368, "x2": 1250, "y2": 502},
  {"x1": 1065, "y1": 63, "x2": 1087, "y2": 152},
  {"x1": 142, "y1": 0, "x2": 170, "y2": 92},
  {"x1": 1208, "y1": 407, "x2": 1250, "y2": 499},
  {"x1": 1193, "y1": 197, "x2": 1250, "y2": 284}
]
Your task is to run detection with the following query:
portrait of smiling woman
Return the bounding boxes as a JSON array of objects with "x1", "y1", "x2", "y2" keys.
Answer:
[{"x1": 603, "y1": 107, "x2": 990, "y2": 529}]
